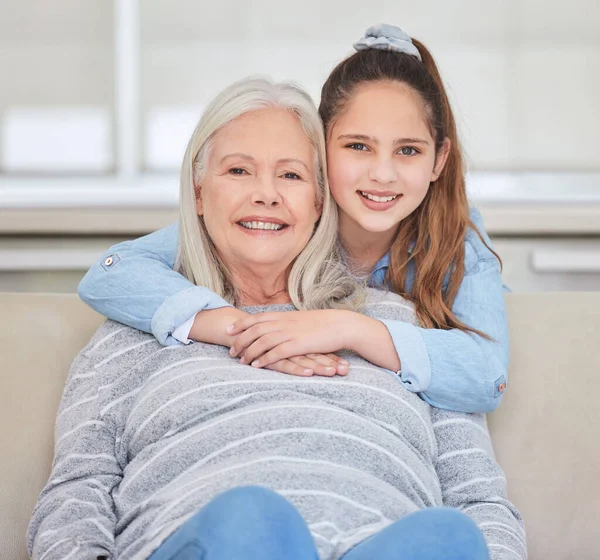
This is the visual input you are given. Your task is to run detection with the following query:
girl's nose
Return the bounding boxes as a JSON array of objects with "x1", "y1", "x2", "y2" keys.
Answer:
[{"x1": 368, "y1": 157, "x2": 398, "y2": 184}]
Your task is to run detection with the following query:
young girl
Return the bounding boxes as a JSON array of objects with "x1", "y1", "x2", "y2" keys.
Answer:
[{"x1": 79, "y1": 24, "x2": 508, "y2": 414}]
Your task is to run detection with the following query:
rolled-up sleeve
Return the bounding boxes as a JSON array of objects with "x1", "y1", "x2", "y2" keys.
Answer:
[{"x1": 78, "y1": 223, "x2": 232, "y2": 346}]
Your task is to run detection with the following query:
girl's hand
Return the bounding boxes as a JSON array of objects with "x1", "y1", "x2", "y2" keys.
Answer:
[
  {"x1": 266, "y1": 353, "x2": 349, "y2": 377},
  {"x1": 228, "y1": 309, "x2": 401, "y2": 373},
  {"x1": 227, "y1": 310, "x2": 353, "y2": 369}
]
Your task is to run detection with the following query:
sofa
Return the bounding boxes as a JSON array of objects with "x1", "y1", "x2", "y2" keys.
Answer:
[{"x1": 1, "y1": 292, "x2": 599, "y2": 559}]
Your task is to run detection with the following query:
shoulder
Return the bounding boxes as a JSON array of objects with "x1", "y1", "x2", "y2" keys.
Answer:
[
  {"x1": 80, "y1": 320, "x2": 158, "y2": 362},
  {"x1": 363, "y1": 288, "x2": 419, "y2": 325},
  {"x1": 463, "y1": 207, "x2": 499, "y2": 275}
]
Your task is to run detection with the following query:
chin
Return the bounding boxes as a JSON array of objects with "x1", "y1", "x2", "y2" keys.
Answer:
[
  {"x1": 355, "y1": 217, "x2": 403, "y2": 234},
  {"x1": 244, "y1": 254, "x2": 291, "y2": 267}
]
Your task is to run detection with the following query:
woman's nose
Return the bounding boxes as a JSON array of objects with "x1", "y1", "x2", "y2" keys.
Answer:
[
  {"x1": 368, "y1": 157, "x2": 398, "y2": 184},
  {"x1": 250, "y1": 177, "x2": 282, "y2": 207}
]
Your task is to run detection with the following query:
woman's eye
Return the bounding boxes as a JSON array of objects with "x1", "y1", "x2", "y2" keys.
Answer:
[
  {"x1": 347, "y1": 143, "x2": 368, "y2": 151},
  {"x1": 399, "y1": 146, "x2": 418, "y2": 156},
  {"x1": 282, "y1": 172, "x2": 301, "y2": 180},
  {"x1": 228, "y1": 167, "x2": 248, "y2": 175}
]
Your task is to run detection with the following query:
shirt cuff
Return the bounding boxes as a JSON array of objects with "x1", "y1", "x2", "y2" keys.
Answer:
[
  {"x1": 151, "y1": 286, "x2": 232, "y2": 346},
  {"x1": 379, "y1": 319, "x2": 431, "y2": 393},
  {"x1": 171, "y1": 313, "x2": 198, "y2": 345}
]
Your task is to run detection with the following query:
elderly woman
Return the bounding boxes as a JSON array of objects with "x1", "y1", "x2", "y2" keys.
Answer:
[{"x1": 28, "y1": 78, "x2": 525, "y2": 560}]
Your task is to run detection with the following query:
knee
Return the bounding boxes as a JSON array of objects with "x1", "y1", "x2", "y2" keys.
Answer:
[
  {"x1": 211, "y1": 486, "x2": 291, "y2": 513},
  {"x1": 418, "y1": 508, "x2": 488, "y2": 556},
  {"x1": 202, "y1": 486, "x2": 304, "y2": 532}
]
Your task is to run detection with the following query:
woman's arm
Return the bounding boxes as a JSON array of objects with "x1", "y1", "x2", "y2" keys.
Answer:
[
  {"x1": 431, "y1": 407, "x2": 527, "y2": 560},
  {"x1": 78, "y1": 223, "x2": 233, "y2": 345},
  {"x1": 27, "y1": 351, "x2": 121, "y2": 560},
  {"x1": 379, "y1": 209, "x2": 509, "y2": 413}
]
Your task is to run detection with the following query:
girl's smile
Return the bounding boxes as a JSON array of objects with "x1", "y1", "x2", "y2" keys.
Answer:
[{"x1": 358, "y1": 189, "x2": 403, "y2": 211}]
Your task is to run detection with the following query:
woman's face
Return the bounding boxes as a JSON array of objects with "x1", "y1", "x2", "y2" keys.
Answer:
[
  {"x1": 326, "y1": 81, "x2": 449, "y2": 237},
  {"x1": 197, "y1": 108, "x2": 320, "y2": 274}
]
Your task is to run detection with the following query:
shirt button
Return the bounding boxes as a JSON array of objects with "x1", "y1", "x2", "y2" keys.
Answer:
[
  {"x1": 104, "y1": 256, "x2": 114, "y2": 266},
  {"x1": 498, "y1": 383, "x2": 506, "y2": 392}
]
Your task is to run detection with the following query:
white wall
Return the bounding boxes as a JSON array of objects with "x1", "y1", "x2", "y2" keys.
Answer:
[{"x1": 0, "y1": 0, "x2": 599, "y2": 172}]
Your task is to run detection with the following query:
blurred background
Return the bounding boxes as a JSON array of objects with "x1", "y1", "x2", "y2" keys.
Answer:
[{"x1": 0, "y1": 0, "x2": 599, "y2": 294}]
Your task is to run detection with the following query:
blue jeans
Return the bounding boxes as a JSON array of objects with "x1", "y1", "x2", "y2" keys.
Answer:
[{"x1": 149, "y1": 486, "x2": 489, "y2": 560}]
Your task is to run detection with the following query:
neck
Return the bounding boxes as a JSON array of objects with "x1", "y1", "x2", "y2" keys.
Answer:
[
  {"x1": 339, "y1": 212, "x2": 398, "y2": 276},
  {"x1": 227, "y1": 262, "x2": 291, "y2": 306}
]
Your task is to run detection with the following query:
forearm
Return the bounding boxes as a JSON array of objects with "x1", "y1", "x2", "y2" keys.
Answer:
[
  {"x1": 433, "y1": 409, "x2": 526, "y2": 559},
  {"x1": 189, "y1": 307, "x2": 250, "y2": 347},
  {"x1": 346, "y1": 313, "x2": 401, "y2": 372},
  {"x1": 30, "y1": 483, "x2": 116, "y2": 560}
]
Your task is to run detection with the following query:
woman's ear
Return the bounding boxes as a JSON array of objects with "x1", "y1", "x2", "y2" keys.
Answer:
[
  {"x1": 195, "y1": 185, "x2": 203, "y2": 216},
  {"x1": 431, "y1": 138, "x2": 451, "y2": 182}
]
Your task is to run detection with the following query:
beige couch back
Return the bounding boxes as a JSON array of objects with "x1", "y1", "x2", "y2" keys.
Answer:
[{"x1": 1, "y1": 292, "x2": 599, "y2": 559}]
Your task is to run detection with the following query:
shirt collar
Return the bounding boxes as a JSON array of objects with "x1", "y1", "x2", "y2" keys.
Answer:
[{"x1": 371, "y1": 240, "x2": 415, "y2": 273}]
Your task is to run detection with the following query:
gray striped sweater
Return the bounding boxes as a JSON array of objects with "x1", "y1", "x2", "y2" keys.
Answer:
[{"x1": 28, "y1": 290, "x2": 526, "y2": 560}]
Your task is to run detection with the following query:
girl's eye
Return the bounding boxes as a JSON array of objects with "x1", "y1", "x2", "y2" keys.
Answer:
[
  {"x1": 399, "y1": 146, "x2": 419, "y2": 156},
  {"x1": 228, "y1": 167, "x2": 248, "y2": 175},
  {"x1": 282, "y1": 172, "x2": 301, "y2": 180},
  {"x1": 347, "y1": 143, "x2": 368, "y2": 151}
]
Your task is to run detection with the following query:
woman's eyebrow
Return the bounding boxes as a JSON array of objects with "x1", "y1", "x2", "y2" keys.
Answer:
[
  {"x1": 219, "y1": 153, "x2": 255, "y2": 164},
  {"x1": 277, "y1": 158, "x2": 309, "y2": 172}
]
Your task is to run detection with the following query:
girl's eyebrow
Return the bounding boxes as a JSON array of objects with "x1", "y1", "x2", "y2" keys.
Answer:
[{"x1": 337, "y1": 133, "x2": 429, "y2": 145}]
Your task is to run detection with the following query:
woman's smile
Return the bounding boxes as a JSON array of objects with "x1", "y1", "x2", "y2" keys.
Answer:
[{"x1": 236, "y1": 216, "x2": 289, "y2": 235}]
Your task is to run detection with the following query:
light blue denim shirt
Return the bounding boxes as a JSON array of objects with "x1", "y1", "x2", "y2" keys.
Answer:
[{"x1": 78, "y1": 208, "x2": 508, "y2": 414}]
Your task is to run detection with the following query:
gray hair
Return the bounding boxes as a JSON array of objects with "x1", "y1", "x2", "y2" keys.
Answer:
[{"x1": 176, "y1": 76, "x2": 364, "y2": 311}]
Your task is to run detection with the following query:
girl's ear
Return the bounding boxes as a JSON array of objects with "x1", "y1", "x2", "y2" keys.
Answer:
[{"x1": 431, "y1": 138, "x2": 451, "y2": 182}]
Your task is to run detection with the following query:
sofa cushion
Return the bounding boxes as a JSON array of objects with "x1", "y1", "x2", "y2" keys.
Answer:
[
  {"x1": 1, "y1": 292, "x2": 599, "y2": 559},
  {"x1": 0, "y1": 293, "x2": 103, "y2": 560}
]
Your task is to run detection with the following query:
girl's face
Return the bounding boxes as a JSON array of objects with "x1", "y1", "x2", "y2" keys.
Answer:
[{"x1": 326, "y1": 81, "x2": 449, "y2": 238}]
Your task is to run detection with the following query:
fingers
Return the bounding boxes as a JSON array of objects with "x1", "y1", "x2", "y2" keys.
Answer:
[
  {"x1": 229, "y1": 322, "x2": 282, "y2": 358},
  {"x1": 265, "y1": 359, "x2": 314, "y2": 377},
  {"x1": 303, "y1": 354, "x2": 349, "y2": 376},
  {"x1": 238, "y1": 333, "x2": 293, "y2": 365},
  {"x1": 288, "y1": 355, "x2": 337, "y2": 377},
  {"x1": 263, "y1": 356, "x2": 346, "y2": 378},
  {"x1": 246, "y1": 341, "x2": 301, "y2": 368},
  {"x1": 227, "y1": 312, "x2": 279, "y2": 336}
]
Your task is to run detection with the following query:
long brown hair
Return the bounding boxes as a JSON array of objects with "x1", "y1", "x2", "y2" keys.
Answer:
[{"x1": 319, "y1": 40, "x2": 500, "y2": 337}]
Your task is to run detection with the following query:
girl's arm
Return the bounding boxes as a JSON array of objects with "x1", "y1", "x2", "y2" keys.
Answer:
[
  {"x1": 78, "y1": 223, "x2": 233, "y2": 345},
  {"x1": 379, "y1": 209, "x2": 509, "y2": 413},
  {"x1": 79, "y1": 224, "x2": 347, "y2": 377},
  {"x1": 228, "y1": 309, "x2": 401, "y2": 372},
  {"x1": 229, "y1": 209, "x2": 509, "y2": 413}
]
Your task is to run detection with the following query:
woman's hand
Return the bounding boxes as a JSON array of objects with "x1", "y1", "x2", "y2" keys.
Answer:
[{"x1": 227, "y1": 310, "x2": 353, "y2": 368}]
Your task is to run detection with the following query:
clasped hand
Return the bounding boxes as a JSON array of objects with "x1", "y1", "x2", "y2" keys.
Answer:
[{"x1": 227, "y1": 310, "x2": 353, "y2": 378}]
